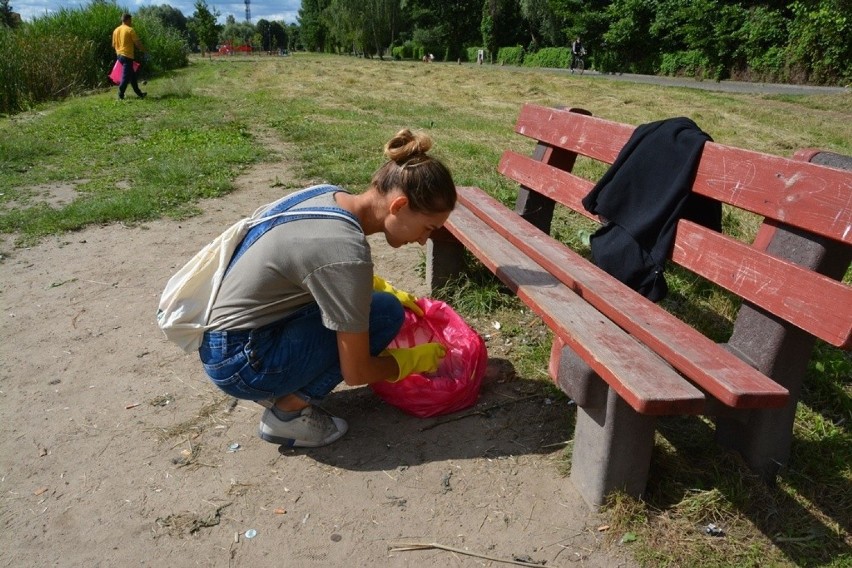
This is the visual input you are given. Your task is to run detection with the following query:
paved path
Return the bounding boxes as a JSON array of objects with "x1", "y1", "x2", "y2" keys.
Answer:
[
  {"x1": 578, "y1": 70, "x2": 849, "y2": 95},
  {"x1": 491, "y1": 63, "x2": 850, "y2": 96}
]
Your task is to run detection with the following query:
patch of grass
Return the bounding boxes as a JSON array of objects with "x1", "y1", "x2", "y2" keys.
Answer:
[
  {"x1": 2, "y1": 53, "x2": 850, "y2": 567},
  {"x1": 0, "y1": 87, "x2": 266, "y2": 245},
  {"x1": 603, "y1": 418, "x2": 852, "y2": 567}
]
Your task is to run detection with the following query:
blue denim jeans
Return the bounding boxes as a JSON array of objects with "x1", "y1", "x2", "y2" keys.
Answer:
[
  {"x1": 199, "y1": 292, "x2": 404, "y2": 402},
  {"x1": 117, "y1": 55, "x2": 143, "y2": 98}
]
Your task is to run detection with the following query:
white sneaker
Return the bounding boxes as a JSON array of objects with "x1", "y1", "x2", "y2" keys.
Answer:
[{"x1": 258, "y1": 406, "x2": 348, "y2": 448}]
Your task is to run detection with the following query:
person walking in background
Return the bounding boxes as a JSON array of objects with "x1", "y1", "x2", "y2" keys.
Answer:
[
  {"x1": 570, "y1": 36, "x2": 585, "y2": 73},
  {"x1": 198, "y1": 129, "x2": 456, "y2": 449},
  {"x1": 112, "y1": 13, "x2": 146, "y2": 100}
]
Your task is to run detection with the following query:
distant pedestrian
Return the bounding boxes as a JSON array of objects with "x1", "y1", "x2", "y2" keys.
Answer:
[
  {"x1": 112, "y1": 13, "x2": 147, "y2": 100},
  {"x1": 477, "y1": 49, "x2": 484, "y2": 65},
  {"x1": 570, "y1": 37, "x2": 585, "y2": 73}
]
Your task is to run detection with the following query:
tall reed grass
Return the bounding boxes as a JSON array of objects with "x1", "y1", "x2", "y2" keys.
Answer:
[{"x1": 0, "y1": 0, "x2": 188, "y2": 115}]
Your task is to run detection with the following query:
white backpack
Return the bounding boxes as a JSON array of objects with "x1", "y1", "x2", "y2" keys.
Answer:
[{"x1": 156, "y1": 186, "x2": 360, "y2": 353}]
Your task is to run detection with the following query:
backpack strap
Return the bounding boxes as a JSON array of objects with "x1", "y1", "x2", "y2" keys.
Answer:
[{"x1": 225, "y1": 185, "x2": 361, "y2": 276}]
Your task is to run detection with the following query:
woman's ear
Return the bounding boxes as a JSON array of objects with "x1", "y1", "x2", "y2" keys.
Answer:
[{"x1": 388, "y1": 194, "x2": 409, "y2": 215}]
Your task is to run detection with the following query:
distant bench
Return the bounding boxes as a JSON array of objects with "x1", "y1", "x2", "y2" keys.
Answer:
[{"x1": 426, "y1": 104, "x2": 852, "y2": 509}]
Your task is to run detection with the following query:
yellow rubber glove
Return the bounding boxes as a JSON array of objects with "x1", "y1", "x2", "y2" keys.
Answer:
[
  {"x1": 373, "y1": 275, "x2": 424, "y2": 316},
  {"x1": 384, "y1": 343, "x2": 446, "y2": 382}
]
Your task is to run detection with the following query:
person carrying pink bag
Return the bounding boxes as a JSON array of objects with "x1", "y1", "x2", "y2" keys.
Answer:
[{"x1": 111, "y1": 13, "x2": 146, "y2": 100}]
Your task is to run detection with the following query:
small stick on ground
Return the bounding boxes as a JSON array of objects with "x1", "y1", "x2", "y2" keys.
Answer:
[
  {"x1": 389, "y1": 541, "x2": 544, "y2": 566},
  {"x1": 419, "y1": 394, "x2": 542, "y2": 432}
]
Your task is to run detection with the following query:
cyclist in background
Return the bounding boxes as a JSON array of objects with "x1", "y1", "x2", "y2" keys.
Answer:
[{"x1": 570, "y1": 37, "x2": 585, "y2": 73}]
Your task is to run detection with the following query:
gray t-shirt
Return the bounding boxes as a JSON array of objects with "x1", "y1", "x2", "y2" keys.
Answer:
[{"x1": 208, "y1": 190, "x2": 373, "y2": 333}]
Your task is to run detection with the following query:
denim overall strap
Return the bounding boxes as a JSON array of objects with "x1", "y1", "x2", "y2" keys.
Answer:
[
  {"x1": 256, "y1": 184, "x2": 339, "y2": 219},
  {"x1": 225, "y1": 186, "x2": 360, "y2": 276}
]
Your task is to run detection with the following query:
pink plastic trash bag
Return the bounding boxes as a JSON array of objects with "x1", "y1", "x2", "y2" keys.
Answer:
[
  {"x1": 371, "y1": 297, "x2": 487, "y2": 418},
  {"x1": 109, "y1": 59, "x2": 140, "y2": 85}
]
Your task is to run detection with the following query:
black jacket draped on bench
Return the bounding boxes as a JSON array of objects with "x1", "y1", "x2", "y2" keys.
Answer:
[{"x1": 582, "y1": 117, "x2": 722, "y2": 301}]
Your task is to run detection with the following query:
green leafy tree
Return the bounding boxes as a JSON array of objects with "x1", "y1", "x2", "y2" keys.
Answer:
[
  {"x1": 323, "y1": 0, "x2": 365, "y2": 54},
  {"x1": 188, "y1": 0, "x2": 221, "y2": 54},
  {"x1": 317, "y1": 0, "x2": 405, "y2": 58},
  {"x1": 408, "y1": 0, "x2": 480, "y2": 60},
  {"x1": 601, "y1": 0, "x2": 658, "y2": 73},
  {"x1": 519, "y1": 0, "x2": 562, "y2": 50},
  {"x1": 137, "y1": 4, "x2": 188, "y2": 36},
  {"x1": 1, "y1": 0, "x2": 17, "y2": 28},
  {"x1": 256, "y1": 18, "x2": 271, "y2": 50},
  {"x1": 287, "y1": 22, "x2": 301, "y2": 51},
  {"x1": 481, "y1": 0, "x2": 525, "y2": 62},
  {"x1": 737, "y1": 6, "x2": 786, "y2": 79},
  {"x1": 481, "y1": 0, "x2": 495, "y2": 58},
  {"x1": 269, "y1": 21, "x2": 287, "y2": 51},
  {"x1": 220, "y1": 20, "x2": 255, "y2": 48},
  {"x1": 363, "y1": 0, "x2": 404, "y2": 58},
  {"x1": 787, "y1": 0, "x2": 852, "y2": 84},
  {"x1": 299, "y1": 0, "x2": 331, "y2": 51}
]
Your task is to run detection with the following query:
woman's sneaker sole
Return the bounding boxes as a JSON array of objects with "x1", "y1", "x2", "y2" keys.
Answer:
[{"x1": 258, "y1": 406, "x2": 348, "y2": 448}]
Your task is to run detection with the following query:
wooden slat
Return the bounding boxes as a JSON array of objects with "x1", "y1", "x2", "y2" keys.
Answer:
[
  {"x1": 445, "y1": 202, "x2": 706, "y2": 416},
  {"x1": 454, "y1": 186, "x2": 789, "y2": 409},
  {"x1": 499, "y1": 150, "x2": 595, "y2": 220},
  {"x1": 672, "y1": 220, "x2": 852, "y2": 348},
  {"x1": 499, "y1": 151, "x2": 852, "y2": 347},
  {"x1": 514, "y1": 104, "x2": 632, "y2": 164},
  {"x1": 514, "y1": 104, "x2": 852, "y2": 245},
  {"x1": 693, "y1": 145, "x2": 852, "y2": 245}
]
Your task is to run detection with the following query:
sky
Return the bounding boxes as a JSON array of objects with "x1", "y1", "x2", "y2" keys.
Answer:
[{"x1": 12, "y1": 0, "x2": 301, "y2": 25}]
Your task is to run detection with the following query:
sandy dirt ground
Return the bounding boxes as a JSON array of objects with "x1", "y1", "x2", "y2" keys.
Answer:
[{"x1": 0, "y1": 157, "x2": 638, "y2": 567}]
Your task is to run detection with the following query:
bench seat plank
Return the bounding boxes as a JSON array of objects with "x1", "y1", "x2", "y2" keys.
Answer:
[
  {"x1": 454, "y1": 186, "x2": 790, "y2": 409},
  {"x1": 446, "y1": 199, "x2": 706, "y2": 415},
  {"x1": 514, "y1": 104, "x2": 852, "y2": 245},
  {"x1": 499, "y1": 150, "x2": 852, "y2": 348}
]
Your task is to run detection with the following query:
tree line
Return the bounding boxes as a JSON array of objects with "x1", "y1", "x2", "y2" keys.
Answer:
[
  {"x1": 2, "y1": 0, "x2": 849, "y2": 112},
  {"x1": 298, "y1": 0, "x2": 851, "y2": 85},
  {"x1": 0, "y1": 0, "x2": 305, "y2": 114},
  {"x1": 122, "y1": 1, "x2": 301, "y2": 56}
]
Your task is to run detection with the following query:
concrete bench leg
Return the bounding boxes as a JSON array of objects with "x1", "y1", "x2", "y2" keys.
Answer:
[
  {"x1": 716, "y1": 222, "x2": 851, "y2": 481},
  {"x1": 426, "y1": 228, "x2": 466, "y2": 292},
  {"x1": 716, "y1": 302, "x2": 813, "y2": 480},
  {"x1": 554, "y1": 344, "x2": 657, "y2": 509}
]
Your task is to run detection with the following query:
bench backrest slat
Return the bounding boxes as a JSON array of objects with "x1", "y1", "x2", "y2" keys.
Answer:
[
  {"x1": 499, "y1": 141, "x2": 852, "y2": 347},
  {"x1": 673, "y1": 220, "x2": 851, "y2": 348},
  {"x1": 515, "y1": 104, "x2": 852, "y2": 245},
  {"x1": 499, "y1": 150, "x2": 595, "y2": 221}
]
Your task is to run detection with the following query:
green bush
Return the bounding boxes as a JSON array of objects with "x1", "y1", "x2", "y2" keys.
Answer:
[
  {"x1": 0, "y1": 1, "x2": 189, "y2": 115},
  {"x1": 659, "y1": 49, "x2": 714, "y2": 80},
  {"x1": 0, "y1": 25, "x2": 97, "y2": 115},
  {"x1": 787, "y1": 0, "x2": 852, "y2": 84},
  {"x1": 523, "y1": 47, "x2": 570, "y2": 69},
  {"x1": 496, "y1": 45, "x2": 524, "y2": 66},
  {"x1": 26, "y1": 1, "x2": 125, "y2": 85},
  {"x1": 140, "y1": 17, "x2": 189, "y2": 74},
  {"x1": 392, "y1": 40, "x2": 426, "y2": 61},
  {"x1": 0, "y1": 27, "x2": 23, "y2": 114},
  {"x1": 591, "y1": 48, "x2": 619, "y2": 74},
  {"x1": 467, "y1": 46, "x2": 488, "y2": 63},
  {"x1": 745, "y1": 46, "x2": 788, "y2": 83}
]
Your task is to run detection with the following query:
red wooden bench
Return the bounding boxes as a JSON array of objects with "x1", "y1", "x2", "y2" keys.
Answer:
[{"x1": 426, "y1": 104, "x2": 852, "y2": 509}]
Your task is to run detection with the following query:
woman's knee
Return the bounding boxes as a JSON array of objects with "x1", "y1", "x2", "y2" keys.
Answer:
[{"x1": 370, "y1": 292, "x2": 405, "y2": 347}]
